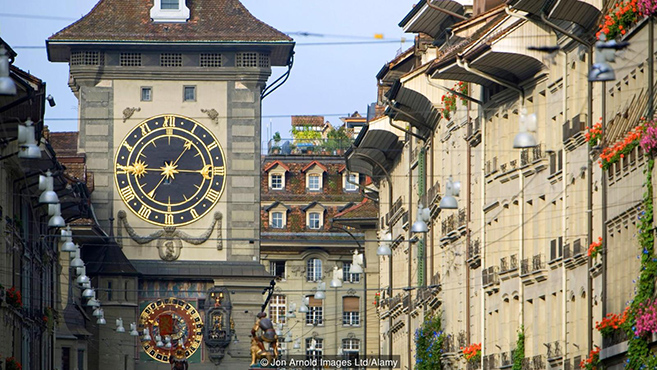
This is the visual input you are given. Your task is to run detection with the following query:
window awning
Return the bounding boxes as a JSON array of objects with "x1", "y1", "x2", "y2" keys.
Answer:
[
  {"x1": 345, "y1": 126, "x2": 404, "y2": 180},
  {"x1": 384, "y1": 80, "x2": 441, "y2": 134},
  {"x1": 429, "y1": 18, "x2": 548, "y2": 89},
  {"x1": 399, "y1": 0, "x2": 466, "y2": 39},
  {"x1": 507, "y1": 0, "x2": 601, "y2": 34}
]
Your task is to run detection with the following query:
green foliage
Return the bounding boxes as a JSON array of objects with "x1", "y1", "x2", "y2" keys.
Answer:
[
  {"x1": 415, "y1": 312, "x2": 444, "y2": 370},
  {"x1": 291, "y1": 125, "x2": 322, "y2": 141},
  {"x1": 626, "y1": 158, "x2": 657, "y2": 369},
  {"x1": 273, "y1": 131, "x2": 281, "y2": 142},
  {"x1": 512, "y1": 326, "x2": 525, "y2": 370},
  {"x1": 325, "y1": 127, "x2": 350, "y2": 152}
]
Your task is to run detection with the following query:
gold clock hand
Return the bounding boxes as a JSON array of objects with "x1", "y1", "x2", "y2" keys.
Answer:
[
  {"x1": 173, "y1": 165, "x2": 213, "y2": 180},
  {"x1": 146, "y1": 140, "x2": 192, "y2": 198}
]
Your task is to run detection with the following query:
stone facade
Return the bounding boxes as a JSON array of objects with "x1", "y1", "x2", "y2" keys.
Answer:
[{"x1": 46, "y1": 0, "x2": 293, "y2": 368}]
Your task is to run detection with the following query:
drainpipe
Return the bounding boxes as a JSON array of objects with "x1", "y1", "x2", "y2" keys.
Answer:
[
  {"x1": 407, "y1": 136, "x2": 413, "y2": 370},
  {"x1": 601, "y1": 82, "x2": 607, "y2": 321},
  {"x1": 479, "y1": 83, "x2": 486, "y2": 369},
  {"x1": 561, "y1": 50, "x2": 569, "y2": 365},
  {"x1": 465, "y1": 83, "x2": 472, "y2": 344}
]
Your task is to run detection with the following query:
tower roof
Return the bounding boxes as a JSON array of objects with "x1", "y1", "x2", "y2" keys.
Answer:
[{"x1": 47, "y1": 0, "x2": 294, "y2": 65}]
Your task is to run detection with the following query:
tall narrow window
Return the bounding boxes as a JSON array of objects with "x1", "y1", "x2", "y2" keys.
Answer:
[
  {"x1": 107, "y1": 281, "x2": 113, "y2": 301},
  {"x1": 342, "y1": 297, "x2": 360, "y2": 326},
  {"x1": 269, "y1": 295, "x2": 286, "y2": 324},
  {"x1": 305, "y1": 338, "x2": 323, "y2": 369},
  {"x1": 307, "y1": 258, "x2": 322, "y2": 282},
  {"x1": 306, "y1": 296, "x2": 323, "y2": 325},
  {"x1": 270, "y1": 261, "x2": 285, "y2": 279},
  {"x1": 342, "y1": 262, "x2": 360, "y2": 283},
  {"x1": 124, "y1": 281, "x2": 129, "y2": 301}
]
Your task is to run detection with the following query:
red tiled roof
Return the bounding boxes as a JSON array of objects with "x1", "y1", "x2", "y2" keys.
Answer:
[
  {"x1": 48, "y1": 0, "x2": 292, "y2": 43},
  {"x1": 263, "y1": 160, "x2": 289, "y2": 172},
  {"x1": 337, "y1": 164, "x2": 346, "y2": 174},
  {"x1": 333, "y1": 198, "x2": 377, "y2": 219},
  {"x1": 291, "y1": 116, "x2": 324, "y2": 127},
  {"x1": 301, "y1": 160, "x2": 328, "y2": 173}
]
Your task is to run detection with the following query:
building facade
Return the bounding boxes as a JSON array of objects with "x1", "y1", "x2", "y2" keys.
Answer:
[
  {"x1": 260, "y1": 129, "x2": 380, "y2": 362},
  {"x1": 348, "y1": 0, "x2": 657, "y2": 369},
  {"x1": 46, "y1": 0, "x2": 294, "y2": 368},
  {"x1": 0, "y1": 38, "x2": 92, "y2": 370}
]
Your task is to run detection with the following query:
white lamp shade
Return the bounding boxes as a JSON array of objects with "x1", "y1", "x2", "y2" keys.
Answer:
[
  {"x1": 377, "y1": 244, "x2": 392, "y2": 256},
  {"x1": 97, "y1": 316, "x2": 106, "y2": 325},
  {"x1": 142, "y1": 328, "x2": 152, "y2": 342},
  {"x1": 48, "y1": 214, "x2": 66, "y2": 228},
  {"x1": 350, "y1": 262, "x2": 363, "y2": 274},
  {"x1": 92, "y1": 308, "x2": 102, "y2": 317},
  {"x1": 86, "y1": 297, "x2": 100, "y2": 308},
  {"x1": 285, "y1": 332, "x2": 293, "y2": 343},
  {"x1": 116, "y1": 318, "x2": 125, "y2": 333},
  {"x1": 293, "y1": 340, "x2": 301, "y2": 349},
  {"x1": 76, "y1": 272, "x2": 90, "y2": 285},
  {"x1": 82, "y1": 288, "x2": 95, "y2": 298},
  {"x1": 130, "y1": 323, "x2": 139, "y2": 336},
  {"x1": 70, "y1": 248, "x2": 84, "y2": 268},
  {"x1": 512, "y1": 131, "x2": 537, "y2": 149},
  {"x1": 38, "y1": 171, "x2": 59, "y2": 204},
  {"x1": 0, "y1": 45, "x2": 16, "y2": 96},
  {"x1": 314, "y1": 290, "x2": 326, "y2": 300},
  {"x1": 299, "y1": 304, "x2": 309, "y2": 313},
  {"x1": 439, "y1": 196, "x2": 458, "y2": 210},
  {"x1": 330, "y1": 278, "x2": 343, "y2": 288},
  {"x1": 61, "y1": 237, "x2": 76, "y2": 252}
]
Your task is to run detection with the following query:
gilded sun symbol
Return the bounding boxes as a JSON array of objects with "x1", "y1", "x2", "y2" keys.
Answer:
[{"x1": 131, "y1": 160, "x2": 148, "y2": 178}]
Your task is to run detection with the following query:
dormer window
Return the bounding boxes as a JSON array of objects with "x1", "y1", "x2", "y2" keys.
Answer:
[
  {"x1": 302, "y1": 202, "x2": 326, "y2": 230},
  {"x1": 264, "y1": 161, "x2": 289, "y2": 191},
  {"x1": 151, "y1": 0, "x2": 190, "y2": 23},
  {"x1": 301, "y1": 161, "x2": 327, "y2": 193}
]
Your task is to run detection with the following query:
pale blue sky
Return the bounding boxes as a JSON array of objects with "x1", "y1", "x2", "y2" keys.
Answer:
[{"x1": 0, "y1": 0, "x2": 416, "y2": 144}]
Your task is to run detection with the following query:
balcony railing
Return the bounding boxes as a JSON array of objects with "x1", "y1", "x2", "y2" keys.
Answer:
[
  {"x1": 458, "y1": 208, "x2": 467, "y2": 228},
  {"x1": 482, "y1": 266, "x2": 500, "y2": 287},
  {"x1": 267, "y1": 137, "x2": 351, "y2": 156},
  {"x1": 500, "y1": 351, "x2": 513, "y2": 368},
  {"x1": 468, "y1": 239, "x2": 481, "y2": 268},
  {"x1": 386, "y1": 197, "x2": 403, "y2": 227},
  {"x1": 431, "y1": 271, "x2": 441, "y2": 286},
  {"x1": 442, "y1": 214, "x2": 457, "y2": 235},
  {"x1": 484, "y1": 354, "x2": 498, "y2": 370},
  {"x1": 457, "y1": 331, "x2": 467, "y2": 349},
  {"x1": 602, "y1": 327, "x2": 628, "y2": 348},
  {"x1": 467, "y1": 362, "x2": 482, "y2": 370},
  {"x1": 532, "y1": 253, "x2": 546, "y2": 271},
  {"x1": 500, "y1": 254, "x2": 518, "y2": 274},
  {"x1": 442, "y1": 335, "x2": 457, "y2": 354},
  {"x1": 562, "y1": 113, "x2": 587, "y2": 143},
  {"x1": 532, "y1": 355, "x2": 546, "y2": 369},
  {"x1": 546, "y1": 340, "x2": 562, "y2": 360}
]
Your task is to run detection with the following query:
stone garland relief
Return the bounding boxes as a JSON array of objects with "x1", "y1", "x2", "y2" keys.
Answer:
[{"x1": 117, "y1": 210, "x2": 223, "y2": 261}]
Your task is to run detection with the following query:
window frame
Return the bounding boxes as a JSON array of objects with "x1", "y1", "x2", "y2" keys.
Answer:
[
  {"x1": 342, "y1": 262, "x2": 361, "y2": 283},
  {"x1": 161, "y1": 0, "x2": 179, "y2": 9},
  {"x1": 141, "y1": 87, "x2": 152, "y2": 102},
  {"x1": 308, "y1": 212, "x2": 321, "y2": 230},
  {"x1": 307, "y1": 258, "x2": 322, "y2": 282},
  {"x1": 183, "y1": 85, "x2": 196, "y2": 102},
  {"x1": 269, "y1": 294, "x2": 287, "y2": 325},
  {"x1": 344, "y1": 172, "x2": 359, "y2": 191},
  {"x1": 270, "y1": 261, "x2": 285, "y2": 279},
  {"x1": 307, "y1": 173, "x2": 321, "y2": 191},
  {"x1": 270, "y1": 173, "x2": 283, "y2": 190},
  {"x1": 271, "y1": 211, "x2": 284, "y2": 229}
]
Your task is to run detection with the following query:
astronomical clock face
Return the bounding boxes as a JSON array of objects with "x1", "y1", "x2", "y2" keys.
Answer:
[
  {"x1": 114, "y1": 114, "x2": 226, "y2": 227},
  {"x1": 139, "y1": 298, "x2": 204, "y2": 363}
]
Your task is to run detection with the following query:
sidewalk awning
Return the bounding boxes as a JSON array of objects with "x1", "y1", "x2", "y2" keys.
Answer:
[
  {"x1": 399, "y1": 0, "x2": 466, "y2": 39},
  {"x1": 345, "y1": 127, "x2": 403, "y2": 179},
  {"x1": 507, "y1": 0, "x2": 601, "y2": 34},
  {"x1": 384, "y1": 80, "x2": 441, "y2": 134}
]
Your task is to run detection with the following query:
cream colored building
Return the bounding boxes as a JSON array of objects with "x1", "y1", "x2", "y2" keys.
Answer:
[{"x1": 348, "y1": 0, "x2": 656, "y2": 369}]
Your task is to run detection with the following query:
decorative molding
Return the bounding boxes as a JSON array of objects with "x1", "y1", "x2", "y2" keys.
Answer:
[
  {"x1": 122, "y1": 107, "x2": 141, "y2": 122},
  {"x1": 201, "y1": 108, "x2": 219, "y2": 125},
  {"x1": 118, "y1": 210, "x2": 223, "y2": 260}
]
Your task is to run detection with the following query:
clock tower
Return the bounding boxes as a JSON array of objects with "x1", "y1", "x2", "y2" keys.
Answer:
[{"x1": 47, "y1": 0, "x2": 294, "y2": 368}]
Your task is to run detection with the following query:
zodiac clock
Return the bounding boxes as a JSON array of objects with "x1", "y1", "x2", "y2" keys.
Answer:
[
  {"x1": 114, "y1": 114, "x2": 226, "y2": 227},
  {"x1": 139, "y1": 297, "x2": 204, "y2": 363}
]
